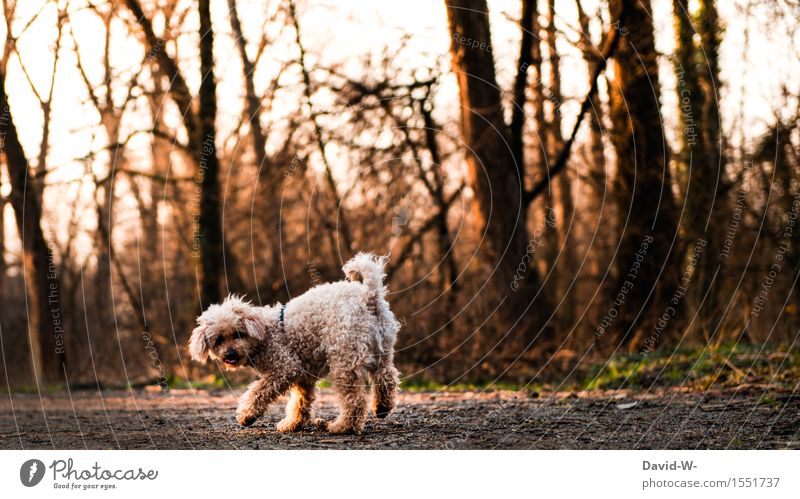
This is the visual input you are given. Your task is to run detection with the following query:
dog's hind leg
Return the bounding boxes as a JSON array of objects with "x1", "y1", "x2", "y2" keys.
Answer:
[
  {"x1": 276, "y1": 380, "x2": 316, "y2": 432},
  {"x1": 371, "y1": 357, "x2": 400, "y2": 418},
  {"x1": 326, "y1": 367, "x2": 369, "y2": 435}
]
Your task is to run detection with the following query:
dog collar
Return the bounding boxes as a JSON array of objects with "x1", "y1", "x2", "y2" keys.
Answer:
[{"x1": 279, "y1": 304, "x2": 286, "y2": 330}]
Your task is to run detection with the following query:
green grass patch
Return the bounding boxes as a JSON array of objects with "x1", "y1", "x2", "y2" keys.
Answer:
[
  {"x1": 398, "y1": 378, "x2": 542, "y2": 394},
  {"x1": 579, "y1": 343, "x2": 800, "y2": 391}
]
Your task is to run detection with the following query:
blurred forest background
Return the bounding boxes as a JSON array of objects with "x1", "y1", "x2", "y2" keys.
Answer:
[{"x1": 1, "y1": 0, "x2": 799, "y2": 390}]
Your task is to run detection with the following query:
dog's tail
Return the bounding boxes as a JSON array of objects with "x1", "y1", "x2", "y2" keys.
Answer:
[{"x1": 343, "y1": 252, "x2": 389, "y2": 305}]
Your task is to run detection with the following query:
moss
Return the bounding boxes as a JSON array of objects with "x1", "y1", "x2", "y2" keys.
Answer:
[{"x1": 757, "y1": 395, "x2": 781, "y2": 408}]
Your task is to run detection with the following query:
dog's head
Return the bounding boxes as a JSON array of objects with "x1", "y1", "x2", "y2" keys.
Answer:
[{"x1": 188, "y1": 295, "x2": 268, "y2": 369}]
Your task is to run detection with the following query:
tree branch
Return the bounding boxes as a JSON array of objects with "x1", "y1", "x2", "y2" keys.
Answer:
[{"x1": 524, "y1": 5, "x2": 626, "y2": 205}]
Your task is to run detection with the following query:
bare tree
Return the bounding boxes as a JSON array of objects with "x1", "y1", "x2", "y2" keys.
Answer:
[
  {"x1": 544, "y1": 0, "x2": 576, "y2": 324},
  {"x1": 288, "y1": 0, "x2": 354, "y2": 258},
  {"x1": 695, "y1": 0, "x2": 727, "y2": 333},
  {"x1": 227, "y1": 0, "x2": 295, "y2": 285},
  {"x1": 69, "y1": 3, "x2": 146, "y2": 339},
  {"x1": 608, "y1": 0, "x2": 679, "y2": 348},
  {"x1": 0, "y1": 195, "x2": 5, "y2": 307},
  {"x1": 196, "y1": 0, "x2": 224, "y2": 306},
  {"x1": 575, "y1": 0, "x2": 613, "y2": 325},
  {"x1": 575, "y1": 0, "x2": 608, "y2": 197},
  {"x1": 0, "y1": 1, "x2": 68, "y2": 384},
  {"x1": 445, "y1": 0, "x2": 552, "y2": 347},
  {"x1": 510, "y1": 0, "x2": 537, "y2": 171},
  {"x1": 0, "y1": 68, "x2": 66, "y2": 383},
  {"x1": 123, "y1": 0, "x2": 237, "y2": 308}
]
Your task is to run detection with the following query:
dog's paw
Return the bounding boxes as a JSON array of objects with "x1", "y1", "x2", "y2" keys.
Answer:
[
  {"x1": 276, "y1": 417, "x2": 302, "y2": 433},
  {"x1": 374, "y1": 403, "x2": 392, "y2": 419},
  {"x1": 326, "y1": 421, "x2": 362, "y2": 435},
  {"x1": 312, "y1": 418, "x2": 329, "y2": 430},
  {"x1": 236, "y1": 411, "x2": 258, "y2": 427}
]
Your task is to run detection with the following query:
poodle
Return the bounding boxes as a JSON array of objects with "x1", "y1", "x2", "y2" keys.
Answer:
[{"x1": 188, "y1": 253, "x2": 401, "y2": 435}]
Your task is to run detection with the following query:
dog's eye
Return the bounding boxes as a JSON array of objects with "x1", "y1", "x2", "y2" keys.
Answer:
[
  {"x1": 213, "y1": 336, "x2": 224, "y2": 347},
  {"x1": 235, "y1": 329, "x2": 246, "y2": 340}
]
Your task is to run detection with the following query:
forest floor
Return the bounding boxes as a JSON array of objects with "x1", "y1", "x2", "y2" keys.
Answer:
[{"x1": 1, "y1": 386, "x2": 799, "y2": 449}]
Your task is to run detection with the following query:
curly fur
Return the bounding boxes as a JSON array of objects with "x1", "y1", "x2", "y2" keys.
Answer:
[{"x1": 188, "y1": 252, "x2": 401, "y2": 435}]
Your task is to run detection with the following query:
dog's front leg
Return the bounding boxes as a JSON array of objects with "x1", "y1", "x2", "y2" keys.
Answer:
[{"x1": 236, "y1": 377, "x2": 289, "y2": 427}]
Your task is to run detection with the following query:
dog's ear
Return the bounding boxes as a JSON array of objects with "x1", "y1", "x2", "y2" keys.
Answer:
[
  {"x1": 241, "y1": 310, "x2": 267, "y2": 341},
  {"x1": 188, "y1": 323, "x2": 210, "y2": 363}
]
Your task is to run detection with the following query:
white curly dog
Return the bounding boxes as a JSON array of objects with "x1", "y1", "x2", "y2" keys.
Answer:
[{"x1": 189, "y1": 253, "x2": 400, "y2": 434}]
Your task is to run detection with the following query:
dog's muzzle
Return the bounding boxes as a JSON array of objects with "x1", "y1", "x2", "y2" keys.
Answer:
[{"x1": 224, "y1": 348, "x2": 240, "y2": 365}]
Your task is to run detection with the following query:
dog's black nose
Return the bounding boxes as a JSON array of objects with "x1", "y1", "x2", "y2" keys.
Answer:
[{"x1": 224, "y1": 348, "x2": 239, "y2": 364}]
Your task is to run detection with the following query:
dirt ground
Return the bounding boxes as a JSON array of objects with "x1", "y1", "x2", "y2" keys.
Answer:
[{"x1": 1, "y1": 387, "x2": 798, "y2": 449}]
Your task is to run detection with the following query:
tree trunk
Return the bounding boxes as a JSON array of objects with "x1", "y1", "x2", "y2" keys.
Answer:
[
  {"x1": 545, "y1": 0, "x2": 575, "y2": 325},
  {"x1": 0, "y1": 196, "x2": 5, "y2": 305},
  {"x1": 144, "y1": 79, "x2": 167, "y2": 275},
  {"x1": 419, "y1": 98, "x2": 459, "y2": 295},
  {"x1": 95, "y1": 112, "x2": 121, "y2": 338},
  {"x1": 445, "y1": 0, "x2": 551, "y2": 347},
  {"x1": 575, "y1": 0, "x2": 612, "y2": 322},
  {"x1": 695, "y1": 0, "x2": 726, "y2": 333},
  {"x1": 510, "y1": 0, "x2": 537, "y2": 173},
  {"x1": 527, "y1": 1, "x2": 557, "y2": 279},
  {"x1": 698, "y1": 0, "x2": 722, "y2": 161},
  {"x1": 608, "y1": 0, "x2": 679, "y2": 349},
  {"x1": 227, "y1": 0, "x2": 283, "y2": 285},
  {"x1": 0, "y1": 69, "x2": 66, "y2": 384},
  {"x1": 197, "y1": 0, "x2": 224, "y2": 307},
  {"x1": 673, "y1": 0, "x2": 725, "y2": 336},
  {"x1": 124, "y1": 0, "x2": 233, "y2": 307},
  {"x1": 575, "y1": 0, "x2": 607, "y2": 190}
]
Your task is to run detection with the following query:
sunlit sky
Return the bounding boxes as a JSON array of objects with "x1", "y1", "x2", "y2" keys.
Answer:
[{"x1": 1, "y1": 0, "x2": 799, "y2": 261}]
